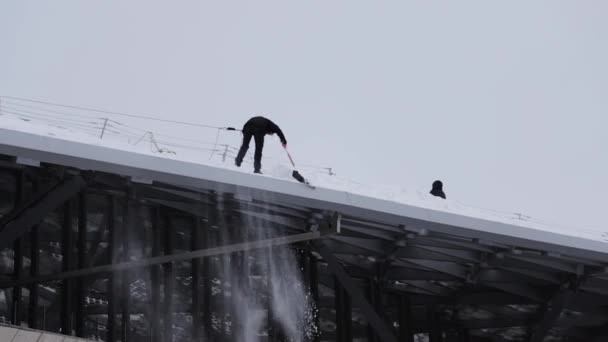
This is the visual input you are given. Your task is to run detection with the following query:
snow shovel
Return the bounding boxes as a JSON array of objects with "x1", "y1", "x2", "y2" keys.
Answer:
[{"x1": 283, "y1": 147, "x2": 315, "y2": 189}]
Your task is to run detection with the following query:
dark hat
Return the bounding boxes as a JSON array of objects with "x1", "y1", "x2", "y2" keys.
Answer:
[{"x1": 432, "y1": 180, "x2": 443, "y2": 190}]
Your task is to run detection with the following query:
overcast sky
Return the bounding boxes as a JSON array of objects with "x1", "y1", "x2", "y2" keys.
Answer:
[{"x1": 1, "y1": 1, "x2": 607, "y2": 232}]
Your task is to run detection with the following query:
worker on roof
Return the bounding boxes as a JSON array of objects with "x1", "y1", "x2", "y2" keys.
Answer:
[
  {"x1": 235, "y1": 116, "x2": 287, "y2": 174},
  {"x1": 430, "y1": 180, "x2": 446, "y2": 199}
]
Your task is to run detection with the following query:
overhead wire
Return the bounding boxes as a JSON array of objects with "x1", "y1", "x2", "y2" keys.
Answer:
[
  {"x1": 0, "y1": 108, "x2": 104, "y2": 132},
  {"x1": 1, "y1": 100, "x2": 105, "y2": 120},
  {"x1": 1, "y1": 95, "x2": 231, "y2": 130},
  {"x1": 0, "y1": 104, "x2": 103, "y2": 126}
]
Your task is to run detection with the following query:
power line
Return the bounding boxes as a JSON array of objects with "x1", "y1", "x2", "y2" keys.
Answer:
[
  {"x1": 0, "y1": 95, "x2": 231, "y2": 130},
  {"x1": 0, "y1": 108, "x2": 103, "y2": 131},
  {"x1": 0, "y1": 104, "x2": 102, "y2": 126},
  {"x1": 1, "y1": 100, "x2": 105, "y2": 120}
]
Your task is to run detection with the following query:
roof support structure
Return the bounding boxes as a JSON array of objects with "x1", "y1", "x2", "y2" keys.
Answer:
[
  {"x1": 2, "y1": 142, "x2": 608, "y2": 341},
  {"x1": 334, "y1": 276, "x2": 353, "y2": 342},
  {"x1": 314, "y1": 241, "x2": 399, "y2": 342},
  {"x1": 529, "y1": 281, "x2": 579, "y2": 342},
  {"x1": 162, "y1": 212, "x2": 175, "y2": 342},
  {"x1": 107, "y1": 196, "x2": 118, "y2": 342},
  {"x1": 10, "y1": 169, "x2": 25, "y2": 326},
  {"x1": 191, "y1": 216, "x2": 203, "y2": 341},
  {"x1": 398, "y1": 296, "x2": 414, "y2": 342},
  {"x1": 0, "y1": 229, "x2": 326, "y2": 289},
  {"x1": 121, "y1": 198, "x2": 133, "y2": 342},
  {"x1": 0, "y1": 174, "x2": 86, "y2": 249},
  {"x1": 75, "y1": 191, "x2": 87, "y2": 337},
  {"x1": 60, "y1": 201, "x2": 74, "y2": 335},
  {"x1": 150, "y1": 207, "x2": 162, "y2": 342}
]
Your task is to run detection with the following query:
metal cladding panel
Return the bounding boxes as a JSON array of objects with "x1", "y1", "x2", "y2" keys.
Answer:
[
  {"x1": 0, "y1": 127, "x2": 607, "y2": 261},
  {"x1": 0, "y1": 326, "x2": 18, "y2": 341}
]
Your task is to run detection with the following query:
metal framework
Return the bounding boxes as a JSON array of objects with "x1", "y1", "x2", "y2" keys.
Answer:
[{"x1": 0, "y1": 127, "x2": 608, "y2": 341}]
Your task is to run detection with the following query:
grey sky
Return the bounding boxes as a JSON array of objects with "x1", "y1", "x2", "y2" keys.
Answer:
[{"x1": 1, "y1": 1, "x2": 607, "y2": 232}]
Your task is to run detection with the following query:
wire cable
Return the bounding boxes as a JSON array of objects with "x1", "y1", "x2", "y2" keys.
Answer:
[
  {"x1": 1, "y1": 95, "x2": 231, "y2": 130},
  {"x1": 0, "y1": 104, "x2": 103, "y2": 126},
  {"x1": 1, "y1": 100, "x2": 105, "y2": 120},
  {"x1": 0, "y1": 108, "x2": 104, "y2": 132}
]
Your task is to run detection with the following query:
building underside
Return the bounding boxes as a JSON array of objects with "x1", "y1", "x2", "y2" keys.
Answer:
[{"x1": 0, "y1": 153, "x2": 608, "y2": 342}]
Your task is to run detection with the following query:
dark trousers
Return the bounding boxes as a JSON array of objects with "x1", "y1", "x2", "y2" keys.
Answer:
[{"x1": 235, "y1": 130, "x2": 265, "y2": 172}]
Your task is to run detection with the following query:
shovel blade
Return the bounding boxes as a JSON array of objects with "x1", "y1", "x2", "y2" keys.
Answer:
[{"x1": 292, "y1": 170, "x2": 306, "y2": 183}]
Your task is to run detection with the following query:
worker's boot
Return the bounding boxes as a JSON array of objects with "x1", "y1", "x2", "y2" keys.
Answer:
[{"x1": 254, "y1": 160, "x2": 262, "y2": 174}]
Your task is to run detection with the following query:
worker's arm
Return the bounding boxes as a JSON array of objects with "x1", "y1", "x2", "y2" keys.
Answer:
[{"x1": 270, "y1": 122, "x2": 287, "y2": 146}]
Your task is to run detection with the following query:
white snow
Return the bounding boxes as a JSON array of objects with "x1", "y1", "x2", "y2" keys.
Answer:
[{"x1": 1, "y1": 112, "x2": 606, "y2": 243}]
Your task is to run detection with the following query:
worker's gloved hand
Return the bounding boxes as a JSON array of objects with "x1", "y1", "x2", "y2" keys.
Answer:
[{"x1": 282, "y1": 141, "x2": 287, "y2": 148}]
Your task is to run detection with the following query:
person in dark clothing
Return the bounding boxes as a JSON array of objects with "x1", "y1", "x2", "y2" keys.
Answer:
[
  {"x1": 430, "y1": 180, "x2": 446, "y2": 199},
  {"x1": 235, "y1": 116, "x2": 287, "y2": 174}
]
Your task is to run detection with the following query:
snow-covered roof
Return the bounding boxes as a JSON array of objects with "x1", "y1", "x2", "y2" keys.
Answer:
[{"x1": 0, "y1": 114, "x2": 607, "y2": 262}]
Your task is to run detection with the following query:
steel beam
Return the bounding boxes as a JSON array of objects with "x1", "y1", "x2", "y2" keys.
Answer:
[
  {"x1": 399, "y1": 259, "x2": 468, "y2": 279},
  {"x1": 506, "y1": 254, "x2": 579, "y2": 274},
  {"x1": 121, "y1": 199, "x2": 132, "y2": 342},
  {"x1": 27, "y1": 177, "x2": 41, "y2": 330},
  {"x1": 107, "y1": 196, "x2": 117, "y2": 342},
  {"x1": 367, "y1": 280, "x2": 380, "y2": 342},
  {"x1": 201, "y1": 221, "x2": 212, "y2": 342},
  {"x1": 387, "y1": 267, "x2": 458, "y2": 281},
  {"x1": 150, "y1": 207, "x2": 162, "y2": 342},
  {"x1": 28, "y1": 222, "x2": 40, "y2": 329},
  {"x1": 393, "y1": 255, "x2": 547, "y2": 303},
  {"x1": 61, "y1": 201, "x2": 75, "y2": 335},
  {"x1": 314, "y1": 241, "x2": 399, "y2": 342},
  {"x1": 0, "y1": 230, "x2": 325, "y2": 288},
  {"x1": 11, "y1": 170, "x2": 26, "y2": 326},
  {"x1": 192, "y1": 216, "x2": 203, "y2": 341},
  {"x1": 398, "y1": 296, "x2": 414, "y2": 342},
  {"x1": 163, "y1": 212, "x2": 175, "y2": 342},
  {"x1": 12, "y1": 237, "x2": 23, "y2": 325},
  {"x1": 529, "y1": 287, "x2": 575, "y2": 342},
  {"x1": 334, "y1": 276, "x2": 352, "y2": 342},
  {"x1": 485, "y1": 282, "x2": 546, "y2": 303},
  {"x1": 0, "y1": 175, "x2": 86, "y2": 249},
  {"x1": 75, "y1": 191, "x2": 87, "y2": 337}
]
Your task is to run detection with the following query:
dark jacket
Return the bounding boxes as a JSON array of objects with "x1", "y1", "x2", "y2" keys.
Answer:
[
  {"x1": 243, "y1": 116, "x2": 287, "y2": 145},
  {"x1": 430, "y1": 180, "x2": 446, "y2": 199}
]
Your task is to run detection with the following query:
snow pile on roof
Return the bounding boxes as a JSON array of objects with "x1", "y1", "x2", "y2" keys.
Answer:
[{"x1": 1, "y1": 111, "x2": 606, "y2": 243}]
